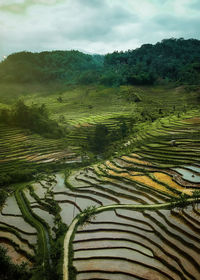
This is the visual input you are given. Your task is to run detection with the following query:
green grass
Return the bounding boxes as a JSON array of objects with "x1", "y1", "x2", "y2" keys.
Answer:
[
  {"x1": 1, "y1": 83, "x2": 199, "y2": 126},
  {"x1": 15, "y1": 184, "x2": 51, "y2": 279},
  {"x1": 0, "y1": 83, "x2": 199, "y2": 154}
]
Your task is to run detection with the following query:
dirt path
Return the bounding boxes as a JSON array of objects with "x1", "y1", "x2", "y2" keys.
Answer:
[{"x1": 63, "y1": 217, "x2": 79, "y2": 280}]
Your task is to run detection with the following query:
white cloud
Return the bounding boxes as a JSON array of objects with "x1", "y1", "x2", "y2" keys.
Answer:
[{"x1": 0, "y1": 0, "x2": 199, "y2": 58}]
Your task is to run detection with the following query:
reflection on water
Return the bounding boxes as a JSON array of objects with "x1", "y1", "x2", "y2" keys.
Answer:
[{"x1": 172, "y1": 167, "x2": 200, "y2": 183}]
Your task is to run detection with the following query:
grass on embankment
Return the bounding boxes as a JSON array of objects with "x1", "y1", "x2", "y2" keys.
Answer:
[{"x1": 14, "y1": 184, "x2": 51, "y2": 279}]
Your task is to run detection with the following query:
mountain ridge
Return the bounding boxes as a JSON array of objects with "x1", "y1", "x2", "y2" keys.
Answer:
[{"x1": 0, "y1": 38, "x2": 199, "y2": 86}]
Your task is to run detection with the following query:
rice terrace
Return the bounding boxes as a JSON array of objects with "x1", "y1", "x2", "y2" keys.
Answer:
[{"x1": 0, "y1": 37, "x2": 200, "y2": 280}]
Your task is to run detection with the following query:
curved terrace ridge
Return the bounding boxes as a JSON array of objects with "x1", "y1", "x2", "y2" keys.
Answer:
[{"x1": 63, "y1": 197, "x2": 200, "y2": 280}]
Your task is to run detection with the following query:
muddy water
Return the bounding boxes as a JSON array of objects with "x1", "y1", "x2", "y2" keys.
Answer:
[
  {"x1": 1, "y1": 196, "x2": 21, "y2": 216},
  {"x1": 172, "y1": 167, "x2": 200, "y2": 183},
  {"x1": 31, "y1": 182, "x2": 47, "y2": 199},
  {"x1": 32, "y1": 207, "x2": 55, "y2": 235},
  {"x1": 74, "y1": 247, "x2": 154, "y2": 265},
  {"x1": 184, "y1": 165, "x2": 200, "y2": 173},
  {"x1": 77, "y1": 271, "x2": 139, "y2": 280},
  {"x1": 23, "y1": 189, "x2": 37, "y2": 204},
  {"x1": 53, "y1": 173, "x2": 66, "y2": 192},
  {"x1": 60, "y1": 203, "x2": 79, "y2": 225},
  {"x1": 68, "y1": 171, "x2": 91, "y2": 188},
  {"x1": 0, "y1": 214, "x2": 37, "y2": 234},
  {"x1": 74, "y1": 239, "x2": 153, "y2": 257},
  {"x1": 73, "y1": 258, "x2": 172, "y2": 280}
]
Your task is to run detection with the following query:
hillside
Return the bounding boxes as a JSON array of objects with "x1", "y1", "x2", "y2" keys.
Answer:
[
  {"x1": 104, "y1": 38, "x2": 200, "y2": 86},
  {"x1": 0, "y1": 50, "x2": 103, "y2": 84},
  {"x1": 0, "y1": 84, "x2": 199, "y2": 184},
  {"x1": 0, "y1": 38, "x2": 200, "y2": 89},
  {"x1": 0, "y1": 38, "x2": 200, "y2": 280},
  {"x1": 0, "y1": 38, "x2": 200, "y2": 186}
]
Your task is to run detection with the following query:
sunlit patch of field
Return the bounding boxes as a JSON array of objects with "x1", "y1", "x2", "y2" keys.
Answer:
[
  {"x1": 153, "y1": 172, "x2": 193, "y2": 195},
  {"x1": 181, "y1": 117, "x2": 200, "y2": 124},
  {"x1": 121, "y1": 155, "x2": 152, "y2": 166},
  {"x1": 105, "y1": 160, "x2": 126, "y2": 172},
  {"x1": 106, "y1": 169, "x2": 142, "y2": 178},
  {"x1": 130, "y1": 174, "x2": 177, "y2": 196}
]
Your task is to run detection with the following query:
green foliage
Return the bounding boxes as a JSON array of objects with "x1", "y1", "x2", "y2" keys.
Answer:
[
  {"x1": 170, "y1": 193, "x2": 190, "y2": 209},
  {"x1": 99, "y1": 71, "x2": 124, "y2": 86},
  {"x1": 87, "y1": 124, "x2": 110, "y2": 153},
  {"x1": 0, "y1": 50, "x2": 103, "y2": 84},
  {"x1": 78, "y1": 70, "x2": 100, "y2": 85},
  {"x1": 0, "y1": 190, "x2": 8, "y2": 207},
  {"x1": 104, "y1": 38, "x2": 200, "y2": 86},
  {"x1": 78, "y1": 205, "x2": 97, "y2": 225},
  {"x1": 120, "y1": 121, "x2": 129, "y2": 138},
  {"x1": 50, "y1": 223, "x2": 68, "y2": 280},
  {"x1": 0, "y1": 38, "x2": 199, "y2": 87},
  {"x1": 184, "y1": 85, "x2": 200, "y2": 92},
  {"x1": 121, "y1": 88, "x2": 141, "y2": 103},
  {"x1": 0, "y1": 246, "x2": 30, "y2": 280},
  {"x1": 192, "y1": 190, "x2": 200, "y2": 199},
  {"x1": 68, "y1": 234, "x2": 77, "y2": 280},
  {"x1": 85, "y1": 118, "x2": 133, "y2": 155},
  {"x1": 0, "y1": 100, "x2": 65, "y2": 138},
  {"x1": 45, "y1": 198, "x2": 61, "y2": 216},
  {"x1": 0, "y1": 169, "x2": 36, "y2": 186},
  {"x1": 57, "y1": 96, "x2": 63, "y2": 103},
  {"x1": 126, "y1": 72, "x2": 156, "y2": 85},
  {"x1": 15, "y1": 187, "x2": 50, "y2": 277}
]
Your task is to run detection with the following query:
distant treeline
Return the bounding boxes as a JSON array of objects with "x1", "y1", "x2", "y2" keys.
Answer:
[
  {"x1": 0, "y1": 100, "x2": 65, "y2": 138},
  {"x1": 0, "y1": 38, "x2": 200, "y2": 86},
  {"x1": 0, "y1": 50, "x2": 103, "y2": 84}
]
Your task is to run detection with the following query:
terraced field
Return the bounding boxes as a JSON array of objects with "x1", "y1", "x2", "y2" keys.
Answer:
[
  {"x1": 1, "y1": 85, "x2": 198, "y2": 175},
  {"x1": 0, "y1": 113, "x2": 200, "y2": 279},
  {"x1": 0, "y1": 124, "x2": 81, "y2": 175}
]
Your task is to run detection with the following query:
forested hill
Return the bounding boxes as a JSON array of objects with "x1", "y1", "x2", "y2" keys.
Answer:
[
  {"x1": 0, "y1": 50, "x2": 104, "y2": 84},
  {"x1": 104, "y1": 38, "x2": 200, "y2": 86},
  {"x1": 0, "y1": 38, "x2": 200, "y2": 86}
]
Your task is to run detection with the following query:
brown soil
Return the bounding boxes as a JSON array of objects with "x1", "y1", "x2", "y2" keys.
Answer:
[{"x1": 0, "y1": 241, "x2": 32, "y2": 266}]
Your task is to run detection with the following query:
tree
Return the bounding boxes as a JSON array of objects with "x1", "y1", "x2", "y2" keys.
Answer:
[
  {"x1": 57, "y1": 96, "x2": 63, "y2": 103},
  {"x1": 0, "y1": 190, "x2": 7, "y2": 207},
  {"x1": 0, "y1": 109, "x2": 11, "y2": 124},
  {"x1": 88, "y1": 124, "x2": 109, "y2": 153},
  {"x1": 0, "y1": 101, "x2": 65, "y2": 138},
  {"x1": 120, "y1": 121, "x2": 128, "y2": 138}
]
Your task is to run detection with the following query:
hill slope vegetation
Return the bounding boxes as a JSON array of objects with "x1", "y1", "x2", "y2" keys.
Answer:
[{"x1": 0, "y1": 38, "x2": 200, "y2": 87}]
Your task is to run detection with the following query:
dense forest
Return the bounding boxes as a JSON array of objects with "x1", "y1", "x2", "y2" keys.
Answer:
[
  {"x1": 0, "y1": 50, "x2": 103, "y2": 84},
  {"x1": 0, "y1": 38, "x2": 200, "y2": 86},
  {"x1": 103, "y1": 38, "x2": 200, "y2": 86}
]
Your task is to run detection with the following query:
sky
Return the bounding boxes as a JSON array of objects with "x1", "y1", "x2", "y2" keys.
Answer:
[{"x1": 0, "y1": 0, "x2": 200, "y2": 59}]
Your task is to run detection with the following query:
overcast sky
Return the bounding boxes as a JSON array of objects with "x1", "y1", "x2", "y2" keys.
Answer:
[{"x1": 0, "y1": 0, "x2": 200, "y2": 59}]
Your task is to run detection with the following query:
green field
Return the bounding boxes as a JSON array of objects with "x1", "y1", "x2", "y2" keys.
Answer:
[
  {"x1": 0, "y1": 83, "x2": 199, "y2": 176},
  {"x1": 1, "y1": 83, "x2": 199, "y2": 123}
]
